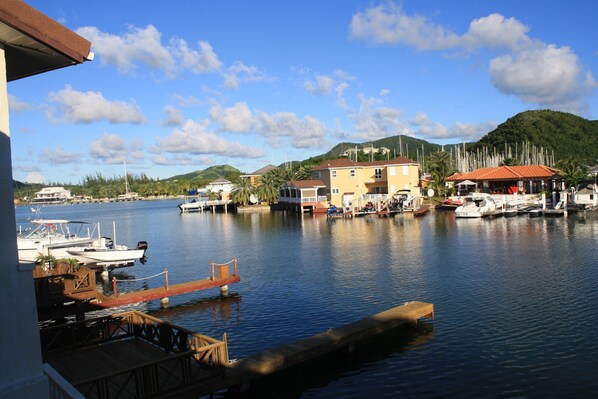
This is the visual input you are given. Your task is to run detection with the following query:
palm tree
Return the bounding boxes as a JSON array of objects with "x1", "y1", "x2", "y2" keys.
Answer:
[
  {"x1": 256, "y1": 172, "x2": 281, "y2": 204},
  {"x1": 557, "y1": 157, "x2": 588, "y2": 189},
  {"x1": 428, "y1": 151, "x2": 455, "y2": 196},
  {"x1": 231, "y1": 178, "x2": 253, "y2": 206},
  {"x1": 294, "y1": 164, "x2": 313, "y2": 181}
]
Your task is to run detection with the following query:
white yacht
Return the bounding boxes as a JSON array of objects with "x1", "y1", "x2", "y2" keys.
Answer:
[{"x1": 455, "y1": 193, "x2": 498, "y2": 218}]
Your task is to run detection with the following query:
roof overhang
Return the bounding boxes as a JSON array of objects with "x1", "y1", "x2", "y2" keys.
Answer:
[{"x1": 0, "y1": 0, "x2": 92, "y2": 81}]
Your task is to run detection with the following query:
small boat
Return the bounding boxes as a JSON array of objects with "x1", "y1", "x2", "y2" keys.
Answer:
[
  {"x1": 455, "y1": 193, "x2": 497, "y2": 218},
  {"x1": 178, "y1": 197, "x2": 207, "y2": 212},
  {"x1": 413, "y1": 204, "x2": 430, "y2": 217},
  {"x1": 528, "y1": 208, "x2": 542, "y2": 218},
  {"x1": 66, "y1": 240, "x2": 148, "y2": 268},
  {"x1": 436, "y1": 198, "x2": 463, "y2": 210}
]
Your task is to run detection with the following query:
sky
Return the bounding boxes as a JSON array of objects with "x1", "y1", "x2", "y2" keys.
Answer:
[{"x1": 8, "y1": 1, "x2": 598, "y2": 184}]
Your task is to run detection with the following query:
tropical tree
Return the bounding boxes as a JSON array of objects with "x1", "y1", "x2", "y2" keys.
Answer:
[
  {"x1": 428, "y1": 151, "x2": 455, "y2": 196},
  {"x1": 256, "y1": 172, "x2": 281, "y2": 204},
  {"x1": 231, "y1": 178, "x2": 253, "y2": 206},
  {"x1": 294, "y1": 164, "x2": 313, "y2": 181},
  {"x1": 557, "y1": 157, "x2": 589, "y2": 189}
]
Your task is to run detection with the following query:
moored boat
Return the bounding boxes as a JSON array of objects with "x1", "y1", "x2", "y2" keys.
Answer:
[{"x1": 455, "y1": 193, "x2": 497, "y2": 218}]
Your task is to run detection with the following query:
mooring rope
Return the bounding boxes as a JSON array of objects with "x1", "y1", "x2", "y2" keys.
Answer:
[
  {"x1": 114, "y1": 270, "x2": 166, "y2": 283},
  {"x1": 213, "y1": 258, "x2": 236, "y2": 265}
]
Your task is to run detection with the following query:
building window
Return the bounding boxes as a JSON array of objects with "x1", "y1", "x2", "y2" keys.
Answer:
[
  {"x1": 375, "y1": 168, "x2": 382, "y2": 179},
  {"x1": 332, "y1": 188, "x2": 339, "y2": 194},
  {"x1": 312, "y1": 170, "x2": 321, "y2": 179},
  {"x1": 350, "y1": 169, "x2": 356, "y2": 178},
  {"x1": 402, "y1": 165, "x2": 409, "y2": 176},
  {"x1": 331, "y1": 170, "x2": 337, "y2": 178}
]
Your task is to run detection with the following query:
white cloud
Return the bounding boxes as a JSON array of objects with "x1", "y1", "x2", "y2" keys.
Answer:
[
  {"x1": 8, "y1": 94, "x2": 31, "y2": 112},
  {"x1": 25, "y1": 172, "x2": 45, "y2": 184},
  {"x1": 39, "y1": 146, "x2": 83, "y2": 164},
  {"x1": 224, "y1": 62, "x2": 270, "y2": 90},
  {"x1": 348, "y1": 94, "x2": 406, "y2": 140},
  {"x1": 412, "y1": 112, "x2": 496, "y2": 140},
  {"x1": 380, "y1": 89, "x2": 390, "y2": 97},
  {"x1": 254, "y1": 111, "x2": 329, "y2": 149},
  {"x1": 156, "y1": 119, "x2": 264, "y2": 158},
  {"x1": 463, "y1": 13, "x2": 531, "y2": 51},
  {"x1": 489, "y1": 45, "x2": 596, "y2": 112},
  {"x1": 350, "y1": 3, "x2": 596, "y2": 113},
  {"x1": 89, "y1": 133, "x2": 144, "y2": 164},
  {"x1": 209, "y1": 102, "x2": 254, "y2": 132},
  {"x1": 77, "y1": 25, "x2": 176, "y2": 77},
  {"x1": 304, "y1": 75, "x2": 335, "y2": 96},
  {"x1": 350, "y1": 3, "x2": 459, "y2": 50},
  {"x1": 174, "y1": 39, "x2": 222, "y2": 73},
  {"x1": 335, "y1": 82, "x2": 349, "y2": 109},
  {"x1": 48, "y1": 86, "x2": 145, "y2": 124},
  {"x1": 162, "y1": 105, "x2": 184, "y2": 127}
]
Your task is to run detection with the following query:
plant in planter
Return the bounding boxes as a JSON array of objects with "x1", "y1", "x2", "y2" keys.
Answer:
[{"x1": 36, "y1": 255, "x2": 56, "y2": 272}]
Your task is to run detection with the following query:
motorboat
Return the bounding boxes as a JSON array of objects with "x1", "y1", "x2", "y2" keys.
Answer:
[
  {"x1": 17, "y1": 219, "x2": 148, "y2": 268},
  {"x1": 66, "y1": 239, "x2": 148, "y2": 268},
  {"x1": 455, "y1": 193, "x2": 497, "y2": 218},
  {"x1": 17, "y1": 219, "x2": 95, "y2": 263},
  {"x1": 178, "y1": 197, "x2": 207, "y2": 212}
]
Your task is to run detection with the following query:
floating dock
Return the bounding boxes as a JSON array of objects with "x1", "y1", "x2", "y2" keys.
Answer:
[{"x1": 194, "y1": 301, "x2": 434, "y2": 396}]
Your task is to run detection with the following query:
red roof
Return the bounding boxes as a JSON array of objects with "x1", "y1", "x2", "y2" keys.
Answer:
[
  {"x1": 447, "y1": 165, "x2": 561, "y2": 181},
  {"x1": 285, "y1": 180, "x2": 326, "y2": 189}
]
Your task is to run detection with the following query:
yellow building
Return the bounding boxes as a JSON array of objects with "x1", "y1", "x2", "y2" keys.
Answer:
[{"x1": 310, "y1": 157, "x2": 420, "y2": 208}]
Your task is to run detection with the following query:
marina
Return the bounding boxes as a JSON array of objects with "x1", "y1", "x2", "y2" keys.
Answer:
[{"x1": 14, "y1": 200, "x2": 598, "y2": 397}]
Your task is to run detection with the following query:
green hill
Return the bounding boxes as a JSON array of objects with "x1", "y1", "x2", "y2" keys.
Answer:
[
  {"x1": 166, "y1": 164, "x2": 241, "y2": 183},
  {"x1": 474, "y1": 110, "x2": 598, "y2": 162},
  {"x1": 326, "y1": 135, "x2": 442, "y2": 160}
]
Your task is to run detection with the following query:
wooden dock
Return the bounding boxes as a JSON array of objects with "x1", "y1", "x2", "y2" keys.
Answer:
[
  {"x1": 193, "y1": 301, "x2": 434, "y2": 396},
  {"x1": 35, "y1": 259, "x2": 240, "y2": 320}
]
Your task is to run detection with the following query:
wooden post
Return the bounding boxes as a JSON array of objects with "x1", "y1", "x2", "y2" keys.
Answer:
[
  {"x1": 164, "y1": 268, "x2": 169, "y2": 290},
  {"x1": 211, "y1": 261, "x2": 215, "y2": 281},
  {"x1": 112, "y1": 277, "x2": 117, "y2": 299},
  {"x1": 233, "y1": 257, "x2": 237, "y2": 276}
]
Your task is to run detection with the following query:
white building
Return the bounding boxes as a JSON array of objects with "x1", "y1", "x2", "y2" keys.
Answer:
[
  {"x1": 206, "y1": 178, "x2": 234, "y2": 198},
  {"x1": 31, "y1": 186, "x2": 72, "y2": 204}
]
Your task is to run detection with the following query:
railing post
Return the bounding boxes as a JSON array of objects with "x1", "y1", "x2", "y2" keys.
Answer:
[
  {"x1": 233, "y1": 257, "x2": 237, "y2": 276},
  {"x1": 164, "y1": 268, "x2": 169, "y2": 290},
  {"x1": 211, "y1": 261, "x2": 215, "y2": 280},
  {"x1": 112, "y1": 277, "x2": 117, "y2": 299}
]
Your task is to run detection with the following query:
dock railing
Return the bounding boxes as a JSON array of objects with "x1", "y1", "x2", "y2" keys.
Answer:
[
  {"x1": 41, "y1": 311, "x2": 229, "y2": 398},
  {"x1": 40, "y1": 310, "x2": 228, "y2": 365}
]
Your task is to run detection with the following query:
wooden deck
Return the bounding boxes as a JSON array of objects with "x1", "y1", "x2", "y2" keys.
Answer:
[{"x1": 193, "y1": 301, "x2": 434, "y2": 396}]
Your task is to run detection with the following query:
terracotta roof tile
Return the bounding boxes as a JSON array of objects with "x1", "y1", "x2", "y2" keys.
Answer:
[{"x1": 447, "y1": 165, "x2": 560, "y2": 181}]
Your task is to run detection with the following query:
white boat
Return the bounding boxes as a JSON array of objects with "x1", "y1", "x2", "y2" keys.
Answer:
[
  {"x1": 66, "y1": 239, "x2": 148, "y2": 268},
  {"x1": 178, "y1": 197, "x2": 207, "y2": 212},
  {"x1": 17, "y1": 219, "x2": 148, "y2": 268},
  {"x1": 455, "y1": 193, "x2": 498, "y2": 218},
  {"x1": 17, "y1": 219, "x2": 95, "y2": 263}
]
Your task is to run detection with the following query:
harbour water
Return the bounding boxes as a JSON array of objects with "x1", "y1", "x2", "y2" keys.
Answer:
[{"x1": 16, "y1": 201, "x2": 598, "y2": 397}]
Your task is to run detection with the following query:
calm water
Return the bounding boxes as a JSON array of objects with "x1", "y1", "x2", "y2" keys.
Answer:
[{"x1": 16, "y1": 200, "x2": 598, "y2": 398}]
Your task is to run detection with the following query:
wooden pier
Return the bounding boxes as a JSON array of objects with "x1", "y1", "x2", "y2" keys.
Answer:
[
  {"x1": 191, "y1": 301, "x2": 434, "y2": 396},
  {"x1": 35, "y1": 259, "x2": 240, "y2": 320}
]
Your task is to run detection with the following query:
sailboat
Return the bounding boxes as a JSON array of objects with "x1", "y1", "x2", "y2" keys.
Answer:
[{"x1": 117, "y1": 160, "x2": 137, "y2": 201}]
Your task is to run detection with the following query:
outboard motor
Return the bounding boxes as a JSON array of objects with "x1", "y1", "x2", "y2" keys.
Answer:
[{"x1": 136, "y1": 241, "x2": 149, "y2": 264}]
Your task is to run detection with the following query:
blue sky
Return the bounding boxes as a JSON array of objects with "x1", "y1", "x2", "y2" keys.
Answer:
[{"x1": 8, "y1": 1, "x2": 598, "y2": 184}]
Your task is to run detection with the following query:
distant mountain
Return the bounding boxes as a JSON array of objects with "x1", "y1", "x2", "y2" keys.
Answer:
[
  {"x1": 166, "y1": 164, "x2": 241, "y2": 183},
  {"x1": 474, "y1": 110, "x2": 598, "y2": 162},
  {"x1": 319, "y1": 135, "x2": 443, "y2": 161}
]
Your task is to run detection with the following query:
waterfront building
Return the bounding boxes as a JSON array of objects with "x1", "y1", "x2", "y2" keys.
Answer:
[
  {"x1": 31, "y1": 186, "x2": 72, "y2": 205},
  {"x1": 240, "y1": 164, "x2": 277, "y2": 187},
  {"x1": 280, "y1": 157, "x2": 420, "y2": 212},
  {"x1": 206, "y1": 177, "x2": 234, "y2": 199},
  {"x1": 447, "y1": 165, "x2": 563, "y2": 195}
]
